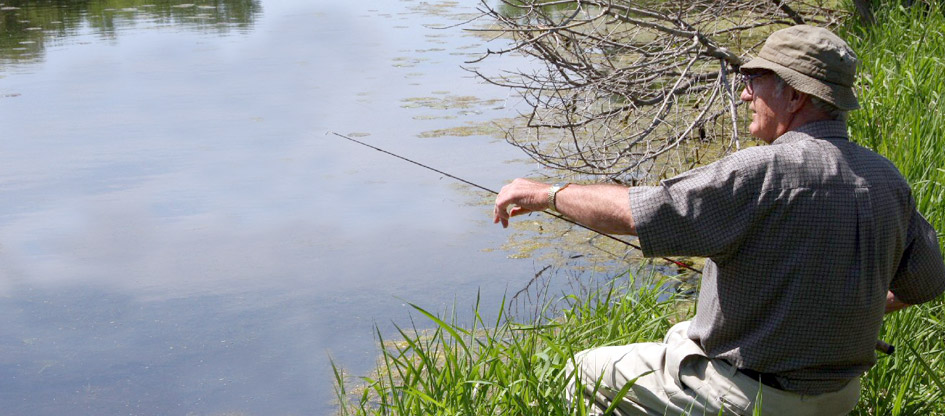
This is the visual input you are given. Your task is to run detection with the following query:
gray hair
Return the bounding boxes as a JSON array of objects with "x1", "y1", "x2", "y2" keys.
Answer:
[
  {"x1": 809, "y1": 96, "x2": 848, "y2": 121},
  {"x1": 773, "y1": 75, "x2": 848, "y2": 121}
]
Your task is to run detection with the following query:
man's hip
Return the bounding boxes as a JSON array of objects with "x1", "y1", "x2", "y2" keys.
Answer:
[{"x1": 565, "y1": 321, "x2": 860, "y2": 415}]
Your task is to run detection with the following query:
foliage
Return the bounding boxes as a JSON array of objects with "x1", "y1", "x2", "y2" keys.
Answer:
[{"x1": 845, "y1": 0, "x2": 945, "y2": 241}]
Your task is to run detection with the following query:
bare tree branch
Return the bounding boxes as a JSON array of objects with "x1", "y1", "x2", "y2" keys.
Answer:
[{"x1": 471, "y1": 0, "x2": 846, "y2": 182}]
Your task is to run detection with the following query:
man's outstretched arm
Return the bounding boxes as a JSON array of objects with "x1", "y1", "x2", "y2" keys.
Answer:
[{"x1": 493, "y1": 178, "x2": 637, "y2": 236}]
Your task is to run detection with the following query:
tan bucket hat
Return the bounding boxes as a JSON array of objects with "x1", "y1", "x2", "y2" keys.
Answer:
[{"x1": 741, "y1": 25, "x2": 860, "y2": 110}]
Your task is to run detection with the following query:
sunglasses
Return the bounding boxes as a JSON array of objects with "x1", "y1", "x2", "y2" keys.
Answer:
[{"x1": 738, "y1": 72, "x2": 771, "y2": 95}]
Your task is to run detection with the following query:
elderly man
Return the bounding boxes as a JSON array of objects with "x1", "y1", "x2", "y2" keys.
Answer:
[{"x1": 493, "y1": 25, "x2": 945, "y2": 415}]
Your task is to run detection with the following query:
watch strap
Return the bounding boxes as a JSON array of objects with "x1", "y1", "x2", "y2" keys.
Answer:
[{"x1": 548, "y1": 183, "x2": 571, "y2": 212}]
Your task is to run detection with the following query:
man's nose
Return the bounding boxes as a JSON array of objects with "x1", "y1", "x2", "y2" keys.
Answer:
[{"x1": 739, "y1": 87, "x2": 753, "y2": 102}]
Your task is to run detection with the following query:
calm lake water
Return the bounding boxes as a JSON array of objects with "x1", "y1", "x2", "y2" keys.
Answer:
[{"x1": 0, "y1": 1, "x2": 628, "y2": 414}]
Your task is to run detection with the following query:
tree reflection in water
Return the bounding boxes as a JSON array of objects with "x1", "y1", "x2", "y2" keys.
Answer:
[{"x1": 0, "y1": 0, "x2": 262, "y2": 64}]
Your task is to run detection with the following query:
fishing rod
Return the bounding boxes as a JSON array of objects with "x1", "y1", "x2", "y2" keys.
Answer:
[
  {"x1": 330, "y1": 131, "x2": 902, "y2": 356},
  {"x1": 329, "y1": 131, "x2": 702, "y2": 274}
]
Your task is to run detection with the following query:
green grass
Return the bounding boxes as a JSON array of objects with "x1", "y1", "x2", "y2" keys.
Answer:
[
  {"x1": 842, "y1": 1, "x2": 945, "y2": 414},
  {"x1": 845, "y1": 0, "x2": 945, "y2": 236},
  {"x1": 335, "y1": 1, "x2": 945, "y2": 414},
  {"x1": 333, "y1": 273, "x2": 688, "y2": 415}
]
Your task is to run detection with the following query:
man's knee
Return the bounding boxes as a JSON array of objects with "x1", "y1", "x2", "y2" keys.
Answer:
[
  {"x1": 566, "y1": 343, "x2": 666, "y2": 392},
  {"x1": 564, "y1": 347, "x2": 604, "y2": 392}
]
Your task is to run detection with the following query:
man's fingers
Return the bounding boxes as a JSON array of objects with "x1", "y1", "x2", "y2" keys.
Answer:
[
  {"x1": 493, "y1": 200, "x2": 511, "y2": 226},
  {"x1": 509, "y1": 206, "x2": 528, "y2": 218},
  {"x1": 493, "y1": 208, "x2": 510, "y2": 228},
  {"x1": 494, "y1": 178, "x2": 548, "y2": 228}
]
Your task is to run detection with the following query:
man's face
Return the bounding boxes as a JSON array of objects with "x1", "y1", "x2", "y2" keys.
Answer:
[{"x1": 740, "y1": 71, "x2": 794, "y2": 143}]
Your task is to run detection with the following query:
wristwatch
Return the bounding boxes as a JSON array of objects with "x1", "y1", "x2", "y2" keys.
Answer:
[{"x1": 547, "y1": 183, "x2": 571, "y2": 212}]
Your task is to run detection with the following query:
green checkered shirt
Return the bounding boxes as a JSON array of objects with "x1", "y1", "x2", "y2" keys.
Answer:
[{"x1": 630, "y1": 120, "x2": 945, "y2": 394}]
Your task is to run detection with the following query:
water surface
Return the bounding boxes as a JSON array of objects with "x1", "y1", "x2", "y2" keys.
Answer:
[{"x1": 0, "y1": 1, "x2": 569, "y2": 414}]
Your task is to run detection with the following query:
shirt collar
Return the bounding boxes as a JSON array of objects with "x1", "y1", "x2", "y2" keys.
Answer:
[{"x1": 771, "y1": 120, "x2": 849, "y2": 145}]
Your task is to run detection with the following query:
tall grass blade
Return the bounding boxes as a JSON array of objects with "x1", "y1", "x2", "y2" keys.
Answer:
[
  {"x1": 904, "y1": 340, "x2": 945, "y2": 396},
  {"x1": 601, "y1": 370, "x2": 654, "y2": 415},
  {"x1": 407, "y1": 302, "x2": 470, "y2": 354}
]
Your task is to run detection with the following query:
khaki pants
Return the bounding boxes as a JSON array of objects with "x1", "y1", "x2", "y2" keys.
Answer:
[{"x1": 566, "y1": 322, "x2": 860, "y2": 415}]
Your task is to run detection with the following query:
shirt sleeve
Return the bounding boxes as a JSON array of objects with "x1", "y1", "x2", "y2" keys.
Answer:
[
  {"x1": 628, "y1": 150, "x2": 763, "y2": 260},
  {"x1": 889, "y1": 210, "x2": 945, "y2": 305}
]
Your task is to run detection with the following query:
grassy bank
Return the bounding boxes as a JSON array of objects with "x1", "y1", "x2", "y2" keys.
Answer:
[
  {"x1": 335, "y1": 2, "x2": 945, "y2": 414},
  {"x1": 333, "y1": 273, "x2": 690, "y2": 415}
]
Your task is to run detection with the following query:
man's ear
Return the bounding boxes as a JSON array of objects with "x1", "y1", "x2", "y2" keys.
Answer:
[{"x1": 786, "y1": 87, "x2": 809, "y2": 113}]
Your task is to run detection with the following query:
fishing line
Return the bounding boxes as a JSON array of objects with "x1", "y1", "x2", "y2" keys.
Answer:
[{"x1": 329, "y1": 131, "x2": 702, "y2": 274}]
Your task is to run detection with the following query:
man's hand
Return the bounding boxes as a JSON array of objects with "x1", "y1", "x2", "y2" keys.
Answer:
[
  {"x1": 493, "y1": 179, "x2": 637, "y2": 235},
  {"x1": 493, "y1": 178, "x2": 551, "y2": 228},
  {"x1": 885, "y1": 290, "x2": 911, "y2": 314}
]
